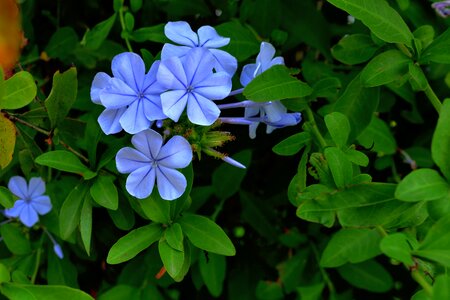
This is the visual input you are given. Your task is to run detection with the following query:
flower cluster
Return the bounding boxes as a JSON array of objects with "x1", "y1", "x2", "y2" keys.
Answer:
[{"x1": 91, "y1": 21, "x2": 301, "y2": 200}]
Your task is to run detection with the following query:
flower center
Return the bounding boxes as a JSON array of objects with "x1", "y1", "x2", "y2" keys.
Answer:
[
  {"x1": 186, "y1": 85, "x2": 194, "y2": 93},
  {"x1": 137, "y1": 91, "x2": 145, "y2": 99}
]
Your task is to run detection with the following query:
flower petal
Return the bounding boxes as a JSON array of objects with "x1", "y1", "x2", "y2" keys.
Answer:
[
  {"x1": 8, "y1": 176, "x2": 28, "y2": 199},
  {"x1": 187, "y1": 93, "x2": 220, "y2": 126},
  {"x1": 98, "y1": 107, "x2": 126, "y2": 135},
  {"x1": 100, "y1": 78, "x2": 137, "y2": 109},
  {"x1": 184, "y1": 48, "x2": 214, "y2": 86},
  {"x1": 28, "y1": 177, "x2": 45, "y2": 198},
  {"x1": 19, "y1": 204, "x2": 39, "y2": 227},
  {"x1": 119, "y1": 100, "x2": 152, "y2": 134},
  {"x1": 53, "y1": 244, "x2": 64, "y2": 259},
  {"x1": 157, "y1": 56, "x2": 187, "y2": 90},
  {"x1": 4, "y1": 200, "x2": 26, "y2": 217},
  {"x1": 194, "y1": 72, "x2": 232, "y2": 100},
  {"x1": 257, "y1": 42, "x2": 276, "y2": 66},
  {"x1": 30, "y1": 195, "x2": 52, "y2": 215},
  {"x1": 126, "y1": 166, "x2": 156, "y2": 199},
  {"x1": 161, "y1": 44, "x2": 190, "y2": 60},
  {"x1": 165, "y1": 21, "x2": 198, "y2": 47},
  {"x1": 264, "y1": 101, "x2": 287, "y2": 122},
  {"x1": 160, "y1": 90, "x2": 188, "y2": 122},
  {"x1": 131, "y1": 129, "x2": 163, "y2": 160},
  {"x1": 240, "y1": 63, "x2": 257, "y2": 87},
  {"x1": 143, "y1": 95, "x2": 167, "y2": 121},
  {"x1": 209, "y1": 49, "x2": 237, "y2": 76},
  {"x1": 91, "y1": 72, "x2": 111, "y2": 104},
  {"x1": 156, "y1": 166, "x2": 187, "y2": 200},
  {"x1": 116, "y1": 147, "x2": 151, "y2": 173},
  {"x1": 198, "y1": 26, "x2": 230, "y2": 48},
  {"x1": 111, "y1": 52, "x2": 146, "y2": 91},
  {"x1": 142, "y1": 61, "x2": 166, "y2": 94},
  {"x1": 158, "y1": 136, "x2": 192, "y2": 169},
  {"x1": 249, "y1": 122, "x2": 259, "y2": 139}
]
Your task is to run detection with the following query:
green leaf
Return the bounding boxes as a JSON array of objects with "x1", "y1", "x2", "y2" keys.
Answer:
[
  {"x1": 395, "y1": 168, "x2": 449, "y2": 202},
  {"x1": 45, "y1": 67, "x2": 78, "y2": 128},
  {"x1": 158, "y1": 239, "x2": 184, "y2": 279},
  {"x1": 421, "y1": 28, "x2": 450, "y2": 64},
  {"x1": 0, "y1": 264, "x2": 10, "y2": 284},
  {"x1": 35, "y1": 150, "x2": 96, "y2": 180},
  {"x1": 325, "y1": 112, "x2": 350, "y2": 148},
  {"x1": 47, "y1": 250, "x2": 78, "y2": 288},
  {"x1": 337, "y1": 260, "x2": 393, "y2": 293},
  {"x1": 324, "y1": 147, "x2": 353, "y2": 189},
  {"x1": 130, "y1": 24, "x2": 168, "y2": 43},
  {"x1": 80, "y1": 194, "x2": 93, "y2": 255},
  {"x1": 278, "y1": 251, "x2": 309, "y2": 293},
  {"x1": 310, "y1": 77, "x2": 342, "y2": 99},
  {"x1": 0, "y1": 112, "x2": 16, "y2": 169},
  {"x1": 296, "y1": 283, "x2": 325, "y2": 300},
  {"x1": 415, "y1": 214, "x2": 450, "y2": 267},
  {"x1": 124, "y1": 12, "x2": 134, "y2": 31},
  {"x1": 172, "y1": 240, "x2": 191, "y2": 282},
  {"x1": 432, "y1": 99, "x2": 450, "y2": 180},
  {"x1": 90, "y1": 175, "x2": 118, "y2": 210},
  {"x1": 432, "y1": 275, "x2": 450, "y2": 300},
  {"x1": 334, "y1": 74, "x2": 379, "y2": 142},
  {"x1": 165, "y1": 223, "x2": 184, "y2": 252},
  {"x1": 215, "y1": 20, "x2": 260, "y2": 62},
  {"x1": 59, "y1": 184, "x2": 88, "y2": 240},
  {"x1": 1, "y1": 283, "x2": 94, "y2": 300},
  {"x1": 357, "y1": 116, "x2": 397, "y2": 155},
  {"x1": 320, "y1": 228, "x2": 382, "y2": 268},
  {"x1": 138, "y1": 190, "x2": 171, "y2": 224},
  {"x1": 255, "y1": 281, "x2": 284, "y2": 300},
  {"x1": 130, "y1": 0, "x2": 143, "y2": 12},
  {"x1": 327, "y1": 0, "x2": 413, "y2": 47},
  {"x1": 272, "y1": 132, "x2": 311, "y2": 156},
  {"x1": 108, "y1": 196, "x2": 135, "y2": 230},
  {"x1": 380, "y1": 233, "x2": 414, "y2": 266},
  {"x1": 179, "y1": 214, "x2": 235, "y2": 256},
  {"x1": 0, "y1": 71, "x2": 37, "y2": 109},
  {"x1": 84, "y1": 14, "x2": 116, "y2": 50},
  {"x1": 345, "y1": 149, "x2": 369, "y2": 167},
  {"x1": 360, "y1": 50, "x2": 411, "y2": 87},
  {"x1": 107, "y1": 223, "x2": 162, "y2": 264},
  {"x1": 331, "y1": 34, "x2": 380, "y2": 65},
  {"x1": 0, "y1": 223, "x2": 31, "y2": 255},
  {"x1": 199, "y1": 253, "x2": 226, "y2": 297},
  {"x1": 98, "y1": 285, "x2": 140, "y2": 300},
  {"x1": 0, "y1": 186, "x2": 14, "y2": 208},
  {"x1": 45, "y1": 27, "x2": 79, "y2": 59},
  {"x1": 243, "y1": 65, "x2": 313, "y2": 102},
  {"x1": 409, "y1": 63, "x2": 427, "y2": 91}
]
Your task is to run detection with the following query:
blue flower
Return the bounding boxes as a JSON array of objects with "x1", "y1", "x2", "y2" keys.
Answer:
[
  {"x1": 92, "y1": 52, "x2": 167, "y2": 134},
  {"x1": 432, "y1": 1, "x2": 450, "y2": 17},
  {"x1": 4, "y1": 176, "x2": 52, "y2": 228},
  {"x1": 157, "y1": 47, "x2": 232, "y2": 126},
  {"x1": 161, "y1": 21, "x2": 237, "y2": 76},
  {"x1": 116, "y1": 129, "x2": 193, "y2": 200}
]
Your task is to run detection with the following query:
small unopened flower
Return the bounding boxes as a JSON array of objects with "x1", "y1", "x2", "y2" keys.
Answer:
[
  {"x1": 4, "y1": 176, "x2": 52, "y2": 228},
  {"x1": 91, "y1": 52, "x2": 167, "y2": 134},
  {"x1": 157, "y1": 48, "x2": 232, "y2": 126},
  {"x1": 432, "y1": 1, "x2": 450, "y2": 18},
  {"x1": 116, "y1": 129, "x2": 193, "y2": 200},
  {"x1": 162, "y1": 21, "x2": 237, "y2": 75}
]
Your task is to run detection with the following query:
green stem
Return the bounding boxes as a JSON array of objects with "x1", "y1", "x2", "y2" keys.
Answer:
[
  {"x1": 424, "y1": 82, "x2": 442, "y2": 113},
  {"x1": 310, "y1": 242, "x2": 335, "y2": 294},
  {"x1": 396, "y1": 43, "x2": 413, "y2": 58},
  {"x1": 305, "y1": 106, "x2": 327, "y2": 150},
  {"x1": 412, "y1": 270, "x2": 433, "y2": 297},
  {"x1": 211, "y1": 197, "x2": 226, "y2": 222},
  {"x1": 375, "y1": 225, "x2": 388, "y2": 237},
  {"x1": 119, "y1": 8, "x2": 133, "y2": 52},
  {"x1": 6, "y1": 113, "x2": 51, "y2": 136},
  {"x1": 31, "y1": 234, "x2": 45, "y2": 284}
]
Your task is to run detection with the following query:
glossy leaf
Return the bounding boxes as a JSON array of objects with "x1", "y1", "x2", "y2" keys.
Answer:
[
  {"x1": 0, "y1": 71, "x2": 37, "y2": 109},
  {"x1": 415, "y1": 214, "x2": 450, "y2": 267},
  {"x1": 325, "y1": 112, "x2": 350, "y2": 148},
  {"x1": 84, "y1": 14, "x2": 116, "y2": 50},
  {"x1": 324, "y1": 147, "x2": 353, "y2": 189},
  {"x1": 158, "y1": 239, "x2": 184, "y2": 279},
  {"x1": 59, "y1": 184, "x2": 88, "y2": 240},
  {"x1": 80, "y1": 194, "x2": 93, "y2": 255},
  {"x1": 337, "y1": 260, "x2": 393, "y2": 293},
  {"x1": 0, "y1": 113, "x2": 16, "y2": 169},
  {"x1": 331, "y1": 34, "x2": 379, "y2": 65},
  {"x1": 0, "y1": 223, "x2": 31, "y2": 255},
  {"x1": 421, "y1": 28, "x2": 450, "y2": 64},
  {"x1": 361, "y1": 50, "x2": 411, "y2": 87},
  {"x1": 272, "y1": 132, "x2": 311, "y2": 156},
  {"x1": 45, "y1": 27, "x2": 79, "y2": 59},
  {"x1": 199, "y1": 253, "x2": 226, "y2": 297},
  {"x1": 35, "y1": 150, "x2": 96, "y2": 180},
  {"x1": 380, "y1": 233, "x2": 414, "y2": 266},
  {"x1": 165, "y1": 223, "x2": 184, "y2": 252},
  {"x1": 395, "y1": 168, "x2": 449, "y2": 202},
  {"x1": 1, "y1": 283, "x2": 94, "y2": 300},
  {"x1": 432, "y1": 99, "x2": 450, "y2": 180},
  {"x1": 90, "y1": 175, "x2": 118, "y2": 210}
]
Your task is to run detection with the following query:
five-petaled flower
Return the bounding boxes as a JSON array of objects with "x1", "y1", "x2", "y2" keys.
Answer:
[
  {"x1": 157, "y1": 47, "x2": 232, "y2": 126},
  {"x1": 116, "y1": 129, "x2": 193, "y2": 200},
  {"x1": 162, "y1": 21, "x2": 237, "y2": 76},
  {"x1": 4, "y1": 176, "x2": 52, "y2": 228},
  {"x1": 91, "y1": 52, "x2": 167, "y2": 135}
]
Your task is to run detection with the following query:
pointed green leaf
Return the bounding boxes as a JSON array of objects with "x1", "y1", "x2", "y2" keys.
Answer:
[
  {"x1": 84, "y1": 14, "x2": 116, "y2": 50},
  {"x1": 421, "y1": 28, "x2": 450, "y2": 64},
  {"x1": 80, "y1": 194, "x2": 93, "y2": 255},
  {"x1": 415, "y1": 214, "x2": 450, "y2": 267},
  {"x1": 138, "y1": 191, "x2": 171, "y2": 224},
  {"x1": 90, "y1": 175, "x2": 118, "y2": 210},
  {"x1": 35, "y1": 150, "x2": 96, "y2": 180},
  {"x1": 361, "y1": 50, "x2": 411, "y2": 87},
  {"x1": 59, "y1": 184, "x2": 88, "y2": 240},
  {"x1": 380, "y1": 233, "x2": 414, "y2": 266},
  {"x1": 0, "y1": 71, "x2": 37, "y2": 109},
  {"x1": 324, "y1": 147, "x2": 353, "y2": 189},
  {"x1": 337, "y1": 260, "x2": 393, "y2": 293},
  {"x1": 0, "y1": 223, "x2": 31, "y2": 255},
  {"x1": 432, "y1": 275, "x2": 450, "y2": 300},
  {"x1": 158, "y1": 239, "x2": 184, "y2": 279},
  {"x1": 45, "y1": 27, "x2": 79, "y2": 59},
  {"x1": 325, "y1": 112, "x2": 350, "y2": 148},
  {"x1": 331, "y1": 34, "x2": 379, "y2": 65},
  {"x1": 357, "y1": 116, "x2": 397, "y2": 155},
  {"x1": 0, "y1": 113, "x2": 16, "y2": 169},
  {"x1": 272, "y1": 132, "x2": 311, "y2": 156},
  {"x1": 396, "y1": 168, "x2": 449, "y2": 202},
  {"x1": 165, "y1": 223, "x2": 184, "y2": 252},
  {"x1": 199, "y1": 253, "x2": 226, "y2": 297},
  {"x1": 432, "y1": 99, "x2": 450, "y2": 180},
  {"x1": 1, "y1": 283, "x2": 94, "y2": 300}
]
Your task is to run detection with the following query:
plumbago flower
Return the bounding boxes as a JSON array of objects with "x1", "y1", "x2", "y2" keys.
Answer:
[
  {"x1": 432, "y1": 1, "x2": 450, "y2": 17},
  {"x1": 157, "y1": 47, "x2": 232, "y2": 126},
  {"x1": 161, "y1": 21, "x2": 237, "y2": 76},
  {"x1": 116, "y1": 129, "x2": 193, "y2": 200},
  {"x1": 4, "y1": 176, "x2": 52, "y2": 227},
  {"x1": 91, "y1": 52, "x2": 167, "y2": 134}
]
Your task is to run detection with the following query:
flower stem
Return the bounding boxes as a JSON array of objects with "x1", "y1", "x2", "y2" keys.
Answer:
[
  {"x1": 412, "y1": 270, "x2": 433, "y2": 297},
  {"x1": 304, "y1": 106, "x2": 327, "y2": 149},
  {"x1": 119, "y1": 8, "x2": 133, "y2": 52},
  {"x1": 6, "y1": 113, "x2": 51, "y2": 136},
  {"x1": 228, "y1": 88, "x2": 244, "y2": 97},
  {"x1": 424, "y1": 82, "x2": 442, "y2": 113},
  {"x1": 60, "y1": 140, "x2": 89, "y2": 164}
]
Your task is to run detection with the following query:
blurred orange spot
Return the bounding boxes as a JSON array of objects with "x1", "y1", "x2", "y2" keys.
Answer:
[{"x1": 0, "y1": 0, "x2": 24, "y2": 75}]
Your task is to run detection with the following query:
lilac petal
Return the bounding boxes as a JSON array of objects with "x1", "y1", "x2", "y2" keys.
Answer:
[
  {"x1": 187, "y1": 93, "x2": 221, "y2": 126},
  {"x1": 264, "y1": 101, "x2": 287, "y2": 122},
  {"x1": 244, "y1": 105, "x2": 260, "y2": 118},
  {"x1": 222, "y1": 156, "x2": 246, "y2": 169},
  {"x1": 271, "y1": 56, "x2": 284, "y2": 67},
  {"x1": 142, "y1": 61, "x2": 166, "y2": 95},
  {"x1": 116, "y1": 147, "x2": 151, "y2": 173},
  {"x1": 4, "y1": 200, "x2": 26, "y2": 217},
  {"x1": 156, "y1": 166, "x2": 187, "y2": 200},
  {"x1": 161, "y1": 90, "x2": 188, "y2": 122},
  {"x1": 111, "y1": 52, "x2": 146, "y2": 91},
  {"x1": 184, "y1": 48, "x2": 215, "y2": 86},
  {"x1": 249, "y1": 122, "x2": 259, "y2": 139},
  {"x1": 98, "y1": 107, "x2": 126, "y2": 135},
  {"x1": 91, "y1": 72, "x2": 111, "y2": 104},
  {"x1": 194, "y1": 72, "x2": 232, "y2": 100},
  {"x1": 126, "y1": 166, "x2": 156, "y2": 199},
  {"x1": 209, "y1": 49, "x2": 237, "y2": 76},
  {"x1": 165, "y1": 21, "x2": 198, "y2": 47},
  {"x1": 257, "y1": 42, "x2": 276, "y2": 67},
  {"x1": 8, "y1": 176, "x2": 28, "y2": 199},
  {"x1": 157, "y1": 136, "x2": 192, "y2": 169},
  {"x1": 19, "y1": 205, "x2": 39, "y2": 227},
  {"x1": 157, "y1": 57, "x2": 188, "y2": 90},
  {"x1": 240, "y1": 64, "x2": 257, "y2": 87},
  {"x1": 53, "y1": 244, "x2": 64, "y2": 259},
  {"x1": 131, "y1": 129, "x2": 163, "y2": 160},
  {"x1": 143, "y1": 95, "x2": 167, "y2": 121},
  {"x1": 161, "y1": 44, "x2": 191, "y2": 60},
  {"x1": 100, "y1": 78, "x2": 137, "y2": 109},
  {"x1": 30, "y1": 195, "x2": 52, "y2": 215},
  {"x1": 28, "y1": 177, "x2": 45, "y2": 198},
  {"x1": 119, "y1": 100, "x2": 152, "y2": 134},
  {"x1": 197, "y1": 26, "x2": 230, "y2": 48}
]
